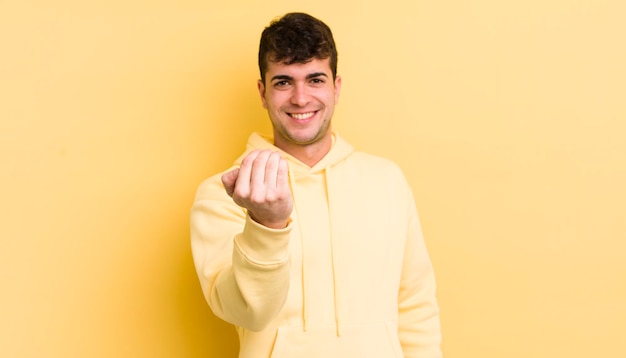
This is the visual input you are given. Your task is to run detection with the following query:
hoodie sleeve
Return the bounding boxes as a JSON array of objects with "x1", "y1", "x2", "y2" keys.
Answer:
[
  {"x1": 398, "y1": 189, "x2": 443, "y2": 358},
  {"x1": 190, "y1": 174, "x2": 291, "y2": 332}
]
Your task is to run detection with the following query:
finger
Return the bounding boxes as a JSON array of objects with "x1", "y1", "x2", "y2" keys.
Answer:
[
  {"x1": 249, "y1": 150, "x2": 272, "y2": 197},
  {"x1": 221, "y1": 168, "x2": 240, "y2": 197},
  {"x1": 264, "y1": 152, "x2": 282, "y2": 190},
  {"x1": 276, "y1": 157, "x2": 290, "y2": 193},
  {"x1": 236, "y1": 150, "x2": 261, "y2": 196}
]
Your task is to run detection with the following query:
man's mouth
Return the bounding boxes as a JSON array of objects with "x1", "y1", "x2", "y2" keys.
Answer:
[{"x1": 289, "y1": 111, "x2": 316, "y2": 120}]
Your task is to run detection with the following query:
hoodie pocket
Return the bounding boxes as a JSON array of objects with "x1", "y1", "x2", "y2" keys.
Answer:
[{"x1": 269, "y1": 323, "x2": 403, "y2": 358}]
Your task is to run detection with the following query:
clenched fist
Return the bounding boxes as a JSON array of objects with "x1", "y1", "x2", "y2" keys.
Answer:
[{"x1": 221, "y1": 149, "x2": 293, "y2": 229}]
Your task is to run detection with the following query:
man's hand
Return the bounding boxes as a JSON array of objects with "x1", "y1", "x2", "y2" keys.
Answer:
[{"x1": 221, "y1": 150, "x2": 293, "y2": 229}]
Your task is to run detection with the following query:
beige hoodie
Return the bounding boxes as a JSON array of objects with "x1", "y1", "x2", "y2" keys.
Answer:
[{"x1": 191, "y1": 133, "x2": 441, "y2": 357}]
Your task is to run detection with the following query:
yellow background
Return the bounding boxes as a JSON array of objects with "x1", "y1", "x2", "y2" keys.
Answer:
[{"x1": 1, "y1": 1, "x2": 624, "y2": 357}]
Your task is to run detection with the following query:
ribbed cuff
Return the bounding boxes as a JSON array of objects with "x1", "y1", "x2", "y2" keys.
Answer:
[{"x1": 233, "y1": 215, "x2": 292, "y2": 266}]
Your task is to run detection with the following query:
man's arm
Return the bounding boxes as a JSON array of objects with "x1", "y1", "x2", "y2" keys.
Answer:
[
  {"x1": 190, "y1": 150, "x2": 293, "y2": 331},
  {"x1": 398, "y1": 193, "x2": 442, "y2": 357}
]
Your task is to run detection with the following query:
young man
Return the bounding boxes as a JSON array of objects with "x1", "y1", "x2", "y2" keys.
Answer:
[{"x1": 191, "y1": 12, "x2": 442, "y2": 358}]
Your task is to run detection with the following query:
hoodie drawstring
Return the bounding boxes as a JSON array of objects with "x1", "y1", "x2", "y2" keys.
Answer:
[
  {"x1": 288, "y1": 164, "x2": 341, "y2": 336},
  {"x1": 287, "y1": 167, "x2": 310, "y2": 332},
  {"x1": 325, "y1": 165, "x2": 342, "y2": 336}
]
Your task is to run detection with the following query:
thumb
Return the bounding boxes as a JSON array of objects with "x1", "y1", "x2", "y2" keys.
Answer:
[{"x1": 221, "y1": 168, "x2": 240, "y2": 197}]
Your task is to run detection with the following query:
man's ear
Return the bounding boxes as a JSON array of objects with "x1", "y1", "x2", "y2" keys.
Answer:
[
  {"x1": 257, "y1": 79, "x2": 267, "y2": 108},
  {"x1": 334, "y1": 75, "x2": 342, "y2": 104}
]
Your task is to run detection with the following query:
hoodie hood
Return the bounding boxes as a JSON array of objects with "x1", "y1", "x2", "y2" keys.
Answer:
[{"x1": 234, "y1": 132, "x2": 354, "y2": 174}]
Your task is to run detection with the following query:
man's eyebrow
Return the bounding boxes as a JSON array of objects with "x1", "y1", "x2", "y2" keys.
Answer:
[
  {"x1": 270, "y1": 72, "x2": 329, "y2": 82},
  {"x1": 270, "y1": 74, "x2": 293, "y2": 82},
  {"x1": 306, "y1": 72, "x2": 328, "y2": 79}
]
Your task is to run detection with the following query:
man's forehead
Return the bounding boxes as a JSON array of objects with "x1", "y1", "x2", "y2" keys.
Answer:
[{"x1": 266, "y1": 58, "x2": 332, "y2": 76}]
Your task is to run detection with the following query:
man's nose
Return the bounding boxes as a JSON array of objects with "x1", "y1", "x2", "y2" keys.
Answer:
[{"x1": 290, "y1": 83, "x2": 310, "y2": 106}]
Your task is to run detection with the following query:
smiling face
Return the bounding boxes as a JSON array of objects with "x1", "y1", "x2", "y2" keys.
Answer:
[{"x1": 258, "y1": 57, "x2": 341, "y2": 157}]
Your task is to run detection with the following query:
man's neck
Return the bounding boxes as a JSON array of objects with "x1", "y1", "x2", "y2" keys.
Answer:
[{"x1": 274, "y1": 135, "x2": 332, "y2": 168}]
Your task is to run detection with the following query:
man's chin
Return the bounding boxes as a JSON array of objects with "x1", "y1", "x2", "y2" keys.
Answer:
[{"x1": 288, "y1": 129, "x2": 330, "y2": 145}]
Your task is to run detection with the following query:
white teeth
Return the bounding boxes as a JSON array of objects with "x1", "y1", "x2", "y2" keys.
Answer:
[{"x1": 290, "y1": 112, "x2": 314, "y2": 120}]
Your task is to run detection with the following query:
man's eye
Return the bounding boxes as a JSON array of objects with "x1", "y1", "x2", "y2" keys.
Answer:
[
  {"x1": 274, "y1": 80, "x2": 289, "y2": 87},
  {"x1": 310, "y1": 78, "x2": 325, "y2": 84}
]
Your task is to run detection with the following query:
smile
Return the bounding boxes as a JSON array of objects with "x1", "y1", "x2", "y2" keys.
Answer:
[{"x1": 289, "y1": 112, "x2": 316, "y2": 120}]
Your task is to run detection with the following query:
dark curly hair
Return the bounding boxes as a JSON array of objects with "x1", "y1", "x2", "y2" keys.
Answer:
[{"x1": 258, "y1": 13, "x2": 338, "y2": 83}]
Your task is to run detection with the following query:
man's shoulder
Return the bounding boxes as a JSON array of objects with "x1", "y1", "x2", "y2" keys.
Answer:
[
  {"x1": 340, "y1": 150, "x2": 410, "y2": 187},
  {"x1": 193, "y1": 167, "x2": 235, "y2": 203},
  {"x1": 348, "y1": 151, "x2": 404, "y2": 172}
]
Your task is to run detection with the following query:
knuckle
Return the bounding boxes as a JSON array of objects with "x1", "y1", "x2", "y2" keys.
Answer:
[
  {"x1": 241, "y1": 155, "x2": 253, "y2": 166},
  {"x1": 242, "y1": 150, "x2": 260, "y2": 165},
  {"x1": 233, "y1": 186, "x2": 249, "y2": 199},
  {"x1": 249, "y1": 191, "x2": 266, "y2": 205},
  {"x1": 265, "y1": 192, "x2": 277, "y2": 202}
]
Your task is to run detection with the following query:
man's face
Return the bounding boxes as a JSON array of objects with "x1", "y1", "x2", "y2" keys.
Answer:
[{"x1": 258, "y1": 57, "x2": 341, "y2": 153}]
